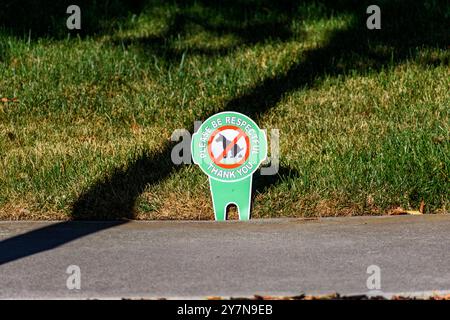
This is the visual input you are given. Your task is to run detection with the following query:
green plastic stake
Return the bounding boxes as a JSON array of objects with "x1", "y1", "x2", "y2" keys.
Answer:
[{"x1": 191, "y1": 112, "x2": 267, "y2": 221}]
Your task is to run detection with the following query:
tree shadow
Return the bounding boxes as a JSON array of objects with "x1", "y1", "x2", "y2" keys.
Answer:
[
  {"x1": 72, "y1": 142, "x2": 174, "y2": 219},
  {"x1": 0, "y1": 0, "x2": 145, "y2": 38},
  {"x1": 0, "y1": 221, "x2": 127, "y2": 265},
  {"x1": 252, "y1": 166, "x2": 300, "y2": 197},
  {"x1": 0, "y1": 0, "x2": 296, "y2": 41},
  {"x1": 108, "y1": 0, "x2": 299, "y2": 64}
]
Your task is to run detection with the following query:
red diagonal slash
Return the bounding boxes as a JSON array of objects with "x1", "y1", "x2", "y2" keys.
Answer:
[{"x1": 214, "y1": 131, "x2": 245, "y2": 163}]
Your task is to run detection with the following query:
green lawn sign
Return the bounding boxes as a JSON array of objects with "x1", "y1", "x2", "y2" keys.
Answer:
[{"x1": 191, "y1": 112, "x2": 267, "y2": 221}]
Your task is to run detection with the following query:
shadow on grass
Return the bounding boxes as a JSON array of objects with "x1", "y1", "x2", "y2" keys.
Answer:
[
  {"x1": 0, "y1": 1, "x2": 448, "y2": 265},
  {"x1": 108, "y1": 0, "x2": 298, "y2": 63},
  {"x1": 72, "y1": 0, "x2": 448, "y2": 220},
  {"x1": 0, "y1": 0, "x2": 145, "y2": 38}
]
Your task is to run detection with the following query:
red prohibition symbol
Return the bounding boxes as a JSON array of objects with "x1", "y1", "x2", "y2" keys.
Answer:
[{"x1": 207, "y1": 125, "x2": 250, "y2": 169}]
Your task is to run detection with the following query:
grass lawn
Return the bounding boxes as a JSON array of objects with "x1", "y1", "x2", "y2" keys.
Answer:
[{"x1": 0, "y1": 0, "x2": 449, "y2": 220}]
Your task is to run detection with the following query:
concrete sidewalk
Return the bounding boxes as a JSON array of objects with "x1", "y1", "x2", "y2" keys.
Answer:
[{"x1": 0, "y1": 215, "x2": 449, "y2": 299}]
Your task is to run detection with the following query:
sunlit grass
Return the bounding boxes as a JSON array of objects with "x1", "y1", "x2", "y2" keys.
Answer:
[{"x1": 0, "y1": 1, "x2": 448, "y2": 219}]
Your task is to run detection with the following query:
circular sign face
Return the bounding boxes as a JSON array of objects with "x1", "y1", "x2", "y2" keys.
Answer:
[
  {"x1": 191, "y1": 112, "x2": 267, "y2": 182},
  {"x1": 208, "y1": 125, "x2": 250, "y2": 169}
]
